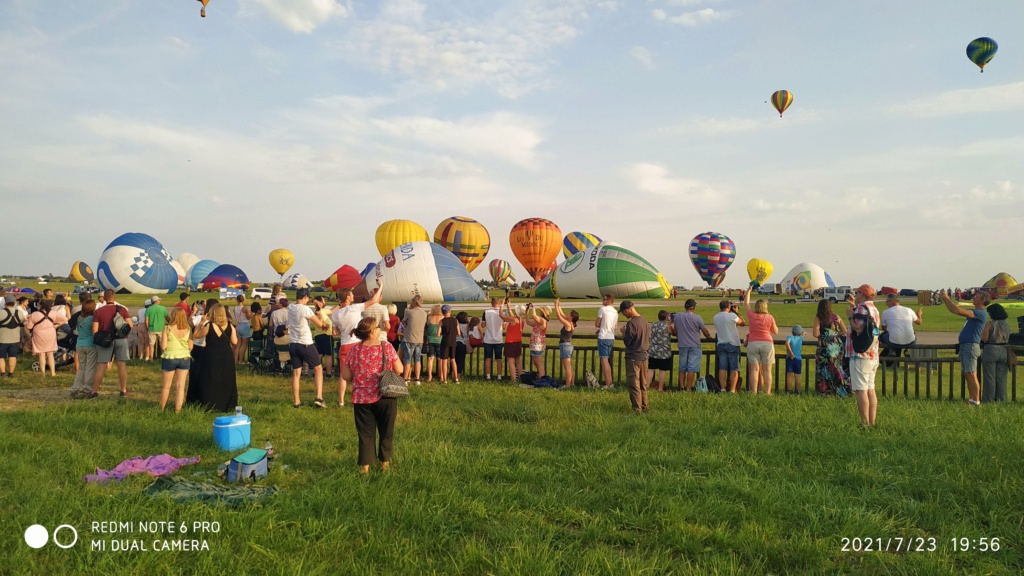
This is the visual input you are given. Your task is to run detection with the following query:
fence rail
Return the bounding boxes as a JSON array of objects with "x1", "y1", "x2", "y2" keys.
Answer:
[{"x1": 461, "y1": 335, "x2": 1021, "y2": 402}]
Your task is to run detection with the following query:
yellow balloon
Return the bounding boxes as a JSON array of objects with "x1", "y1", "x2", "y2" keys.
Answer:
[
  {"x1": 434, "y1": 216, "x2": 491, "y2": 273},
  {"x1": 746, "y1": 258, "x2": 773, "y2": 287},
  {"x1": 375, "y1": 220, "x2": 430, "y2": 257},
  {"x1": 269, "y1": 248, "x2": 294, "y2": 276}
]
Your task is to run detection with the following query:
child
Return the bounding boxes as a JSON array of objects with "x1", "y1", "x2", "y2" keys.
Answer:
[
  {"x1": 274, "y1": 324, "x2": 291, "y2": 371},
  {"x1": 785, "y1": 325, "x2": 804, "y2": 394}
]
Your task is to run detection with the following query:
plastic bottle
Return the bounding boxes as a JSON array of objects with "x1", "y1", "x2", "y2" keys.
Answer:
[{"x1": 235, "y1": 406, "x2": 242, "y2": 416}]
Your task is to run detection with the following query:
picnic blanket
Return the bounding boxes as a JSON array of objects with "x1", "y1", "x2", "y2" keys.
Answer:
[
  {"x1": 143, "y1": 476, "x2": 279, "y2": 506},
  {"x1": 85, "y1": 454, "x2": 201, "y2": 484}
]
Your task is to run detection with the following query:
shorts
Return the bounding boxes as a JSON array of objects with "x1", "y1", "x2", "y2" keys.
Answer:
[
  {"x1": 483, "y1": 342, "x2": 503, "y2": 360},
  {"x1": 677, "y1": 346, "x2": 701, "y2": 373},
  {"x1": 786, "y1": 357, "x2": 802, "y2": 374},
  {"x1": 161, "y1": 357, "x2": 191, "y2": 371},
  {"x1": 504, "y1": 341, "x2": 522, "y2": 359},
  {"x1": 314, "y1": 334, "x2": 332, "y2": 356},
  {"x1": 597, "y1": 338, "x2": 614, "y2": 359},
  {"x1": 236, "y1": 322, "x2": 252, "y2": 339},
  {"x1": 289, "y1": 343, "x2": 322, "y2": 370},
  {"x1": 424, "y1": 342, "x2": 441, "y2": 358},
  {"x1": 716, "y1": 343, "x2": 740, "y2": 372},
  {"x1": 530, "y1": 346, "x2": 545, "y2": 358},
  {"x1": 849, "y1": 356, "x2": 879, "y2": 391},
  {"x1": 746, "y1": 341, "x2": 776, "y2": 366},
  {"x1": 439, "y1": 344, "x2": 456, "y2": 360},
  {"x1": 648, "y1": 356, "x2": 672, "y2": 371},
  {"x1": 0, "y1": 342, "x2": 20, "y2": 359},
  {"x1": 148, "y1": 333, "x2": 159, "y2": 346},
  {"x1": 559, "y1": 342, "x2": 574, "y2": 360},
  {"x1": 402, "y1": 342, "x2": 422, "y2": 364},
  {"x1": 959, "y1": 343, "x2": 981, "y2": 373},
  {"x1": 338, "y1": 342, "x2": 357, "y2": 369},
  {"x1": 97, "y1": 339, "x2": 130, "y2": 363}
]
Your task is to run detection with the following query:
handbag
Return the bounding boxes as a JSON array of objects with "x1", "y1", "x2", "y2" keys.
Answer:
[
  {"x1": 1009, "y1": 349, "x2": 1018, "y2": 367},
  {"x1": 377, "y1": 344, "x2": 409, "y2": 398}
]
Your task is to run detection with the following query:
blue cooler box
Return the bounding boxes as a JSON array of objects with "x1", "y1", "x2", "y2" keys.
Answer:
[{"x1": 213, "y1": 415, "x2": 251, "y2": 451}]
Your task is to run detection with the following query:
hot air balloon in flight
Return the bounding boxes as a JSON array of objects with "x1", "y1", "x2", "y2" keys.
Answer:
[
  {"x1": 746, "y1": 258, "x2": 773, "y2": 288},
  {"x1": 781, "y1": 262, "x2": 835, "y2": 294},
  {"x1": 488, "y1": 259, "x2": 515, "y2": 286},
  {"x1": 268, "y1": 249, "x2": 294, "y2": 277},
  {"x1": 96, "y1": 233, "x2": 179, "y2": 294},
  {"x1": 510, "y1": 218, "x2": 562, "y2": 283},
  {"x1": 770, "y1": 90, "x2": 793, "y2": 117},
  {"x1": 375, "y1": 220, "x2": 430, "y2": 257},
  {"x1": 689, "y1": 232, "x2": 736, "y2": 287},
  {"x1": 433, "y1": 216, "x2": 490, "y2": 273},
  {"x1": 362, "y1": 242, "x2": 486, "y2": 302},
  {"x1": 200, "y1": 264, "x2": 249, "y2": 289},
  {"x1": 534, "y1": 243, "x2": 671, "y2": 299},
  {"x1": 562, "y1": 231, "x2": 602, "y2": 259},
  {"x1": 323, "y1": 265, "x2": 364, "y2": 292},
  {"x1": 198, "y1": 0, "x2": 209, "y2": 17},
  {"x1": 967, "y1": 37, "x2": 998, "y2": 72},
  {"x1": 67, "y1": 261, "x2": 95, "y2": 283},
  {"x1": 186, "y1": 260, "x2": 220, "y2": 288}
]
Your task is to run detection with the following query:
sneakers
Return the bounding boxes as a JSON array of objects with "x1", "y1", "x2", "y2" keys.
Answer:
[
  {"x1": 967, "y1": 399, "x2": 981, "y2": 407},
  {"x1": 86, "y1": 392, "x2": 99, "y2": 399},
  {"x1": 313, "y1": 398, "x2": 326, "y2": 409},
  {"x1": 454, "y1": 379, "x2": 460, "y2": 384},
  {"x1": 415, "y1": 380, "x2": 421, "y2": 386},
  {"x1": 119, "y1": 391, "x2": 131, "y2": 397},
  {"x1": 293, "y1": 403, "x2": 302, "y2": 408}
]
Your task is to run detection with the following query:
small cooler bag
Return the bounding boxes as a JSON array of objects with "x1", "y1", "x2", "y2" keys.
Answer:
[{"x1": 227, "y1": 448, "x2": 269, "y2": 482}]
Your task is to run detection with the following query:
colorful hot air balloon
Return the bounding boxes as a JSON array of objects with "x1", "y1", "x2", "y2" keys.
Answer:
[
  {"x1": 689, "y1": 232, "x2": 736, "y2": 287},
  {"x1": 268, "y1": 249, "x2": 294, "y2": 277},
  {"x1": 200, "y1": 264, "x2": 249, "y2": 289},
  {"x1": 488, "y1": 259, "x2": 515, "y2": 286},
  {"x1": 534, "y1": 243, "x2": 671, "y2": 299},
  {"x1": 363, "y1": 242, "x2": 487, "y2": 302},
  {"x1": 170, "y1": 261, "x2": 186, "y2": 288},
  {"x1": 375, "y1": 220, "x2": 430, "y2": 257},
  {"x1": 96, "y1": 233, "x2": 179, "y2": 294},
  {"x1": 746, "y1": 258, "x2": 773, "y2": 288},
  {"x1": 562, "y1": 231, "x2": 602, "y2": 259},
  {"x1": 967, "y1": 37, "x2": 998, "y2": 72},
  {"x1": 323, "y1": 265, "x2": 363, "y2": 291},
  {"x1": 983, "y1": 272, "x2": 1017, "y2": 296},
  {"x1": 284, "y1": 273, "x2": 312, "y2": 290},
  {"x1": 510, "y1": 218, "x2": 562, "y2": 283},
  {"x1": 770, "y1": 90, "x2": 793, "y2": 117},
  {"x1": 434, "y1": 216, "x2": 490, "y2": 273},
  {"x1": 198, "y1": 0, "x2": 209, "y2": 17},
  {"x1": 67, "y1": 261, "x2": 95, "y2": 283},
  {"x1": 781, "y1": 262, "x2": 835, "y2": 293},
  {"x1": 186, "y1": 260, "x2": 220, "y2": 288}
]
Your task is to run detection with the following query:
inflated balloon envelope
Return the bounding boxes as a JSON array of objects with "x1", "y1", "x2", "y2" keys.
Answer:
[
  {"x1": 363, "y1": 242, "x2": 486, "y2": 303},
  {"x1": 534, "y1": 242, "x2": 670, "y2": 299},
  {"x1": 746, "y1": 258, "x2": 773, "y2": 288}
]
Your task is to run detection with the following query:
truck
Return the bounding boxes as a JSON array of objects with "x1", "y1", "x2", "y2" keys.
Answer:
[{"x1": 822, "y1": 286, "x2": 852, "y2": 303}]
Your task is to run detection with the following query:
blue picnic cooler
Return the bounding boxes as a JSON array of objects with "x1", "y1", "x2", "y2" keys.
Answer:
[{"x1": 213, "y1": 414, "x2": 250, "y2": 451}]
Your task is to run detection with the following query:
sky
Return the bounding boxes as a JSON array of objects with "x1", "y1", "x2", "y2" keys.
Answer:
[{"x1": 2, "y1": 0, "x2": 1022, "y2": 291}]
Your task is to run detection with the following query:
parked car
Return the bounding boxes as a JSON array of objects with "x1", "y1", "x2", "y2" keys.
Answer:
[
  {"x1": 311, "y1": 286, "x2": 327, "y2": 293},
  {"x1": 898, "y1": 288, "x2": 918, "y2": 297},
  {"x1": 250, "y1": 287, "x2": 273, "y2": 300}
]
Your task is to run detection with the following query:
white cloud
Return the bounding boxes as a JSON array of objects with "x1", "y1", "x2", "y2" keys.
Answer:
[
  {"x1": 652, "y1": 7, "x2": 732, "y2": 27},
  {"x1": 890, "y1": 82, "x2": 1024, "y2": 118},
  {"x1": 624, "y1": 162, "x2": 727, "y2": 201},
  {"x1": 630, "y1": 46, "x2": 654, "y2": 70},
  {"x1": 249, "y1": 0, "x2": 350, "y2": 33}
]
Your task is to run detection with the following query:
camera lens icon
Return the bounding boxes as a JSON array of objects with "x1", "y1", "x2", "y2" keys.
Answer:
[{"x1": 24, "y1": 524, "x2": 78, "y2": 549}]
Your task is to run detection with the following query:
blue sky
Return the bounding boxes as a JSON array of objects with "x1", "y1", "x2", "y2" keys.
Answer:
[{"x1": 2, "y1": 0, "x2": 1022, "y2": 290}]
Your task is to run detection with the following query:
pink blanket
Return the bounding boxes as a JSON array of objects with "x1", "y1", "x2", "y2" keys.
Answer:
[{"x1": 86, "y1": 454, "x2": 201, "y2": 484}]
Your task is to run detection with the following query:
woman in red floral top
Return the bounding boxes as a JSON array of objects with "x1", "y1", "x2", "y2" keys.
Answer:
[{"x1": 340, "y1": 317, "x2": 404, "y2": 474}]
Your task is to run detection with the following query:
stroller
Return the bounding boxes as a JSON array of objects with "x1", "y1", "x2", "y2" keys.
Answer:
[{"x1": 32, "y1": 324, "x2": 76, "y2": 372}]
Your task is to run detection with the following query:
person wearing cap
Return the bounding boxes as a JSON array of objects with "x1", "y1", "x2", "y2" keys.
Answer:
[
  {"x1": 939, "y1": 289, "x2": 990, "y2": 406},
  {"x1": 287, "y1": 288, "x2": 329, "y2": 408},
  {"x1": 784, "y1": 325, "x2": 805, "y2": 394},
  {"x1": 879, "y1": 293, "x2": 923, "y2": 382},
  {"x1": 595, "y1": 294, "x2": 618, "y2": 387},
  {"x1": 175, "y1": 292, "x2": 191, "y2": 316},
  {"x1": 981, "y1": 303, "x2": 1011, "y2": 403},
  {"x1": 845, "y1": 284, "x2": 881, "y2": 426},
  {"x1": 145, "y1": 295, "x2": 169, "y2": 362},
  {"x1": 741, "y1": 288, "x2": 779, "y2": 394},
  {"x1": 671, "y1": 299, "x2": 711, "y2": 391},
  {"x1": 438, "y1": 304, "x2": 461, "y2": 383},
  {"x1": 618, "y1": 300, "x2": 650, "y2": 411},
  {"x1": 525, "y1": 303, "x2": 551, "y2": 378}
]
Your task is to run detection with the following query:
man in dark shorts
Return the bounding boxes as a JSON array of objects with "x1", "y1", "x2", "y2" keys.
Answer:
[
  {"x1": 438, "y1": 305, "x2": 461, "y2": 383},
  {"x1": 480, "y1": 297, "x2": 504, "y2": 380},
  {"x1": 92, "y1": 289, "x2": 133, "y2": 397},
  {"x1": 287, "y1": 288, "x2": 329, "y2": 408}
]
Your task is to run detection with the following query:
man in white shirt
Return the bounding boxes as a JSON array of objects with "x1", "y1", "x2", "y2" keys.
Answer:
[
  {"x1": 331, "y1": 283, "x2": 384, "y2": 406},
  {"x1": 595, "y1": 294, "x2": 619, "y2": 387},
  {"x1": 712, "y1": 299, "x2": 746, "y2": 393},
  {"x1": 288, "y1": 288, "x2": 329, "y2": 408},
  {"x1": 480, "y1": 297, "x2": 505, "y2": 380},
  {"x1": 879, "y1": 293, "x2": 923, "y2": 379}
]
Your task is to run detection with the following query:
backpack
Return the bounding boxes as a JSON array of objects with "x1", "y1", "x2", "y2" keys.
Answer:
[
  {"x1": 518, "y1": 371, "x2": 537, "y2": 386},
  {"x1": 227, "y1": 448, "x2": 269, "y2": 482},
  {"x1": 695, "y1": 377, "x2": 709, "y2": 393},
  {"x1": 704, "y1": 374, "x2": 722, "y2": 393},
  {"x1": 850, "y1": 306, "x2": 878, "y2": 354},
  {"x1": 0, "y1": 308, "x2": 24, "y2": 329}
]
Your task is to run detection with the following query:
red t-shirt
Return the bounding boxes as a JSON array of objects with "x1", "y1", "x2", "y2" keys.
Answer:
[
  {"x1": 93, "y1": 303, "x2": 130, "y2": 332},
  {"x1": 176, "y1": 301, "x2": 191, "y2": 315},
  {"x1": 505, "y1": 318, "x2": 523, "y2": 343},
  {"x1": 346, "y1": 342, "x2": 400, "y2": 404}
]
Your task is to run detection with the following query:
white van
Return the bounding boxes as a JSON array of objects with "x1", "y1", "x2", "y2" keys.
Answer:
[
  {"x1": 756, "y1": 283, "x2": 780, "y2": 295},
  {"x1": 250, "y1": 287, "x2": 273, "y2": 300},
  {"x1": 822, "y1": 286, "x2": 852, "y2": 303}
]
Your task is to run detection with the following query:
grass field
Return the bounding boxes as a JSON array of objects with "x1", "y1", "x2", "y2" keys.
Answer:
[{"x1": 2, "y1": 361, "x2": 1023, "y2": 575}]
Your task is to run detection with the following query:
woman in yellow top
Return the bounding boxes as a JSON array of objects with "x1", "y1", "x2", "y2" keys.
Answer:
[{"x1": 160, "y1": 307, "x2": 193, "y2": 412}]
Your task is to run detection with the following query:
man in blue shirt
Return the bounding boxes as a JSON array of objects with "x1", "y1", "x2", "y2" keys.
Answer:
[{"x1": 940, "y1": 290, "x2": 990, "y2": 406}]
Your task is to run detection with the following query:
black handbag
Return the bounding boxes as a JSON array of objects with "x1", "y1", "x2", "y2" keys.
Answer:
[{"x1": 377, "y1": 343, "x2": 409, "y2": 398}]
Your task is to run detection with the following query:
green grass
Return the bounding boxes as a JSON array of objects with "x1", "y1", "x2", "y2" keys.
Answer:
[{"x1": 2, "y1": 361, "x2": 1022, "y2": 574}]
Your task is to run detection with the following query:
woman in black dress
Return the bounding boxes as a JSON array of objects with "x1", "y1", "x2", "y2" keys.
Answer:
[{"x1": 187, "y1": 302, "x2": 238, "y2": 412}]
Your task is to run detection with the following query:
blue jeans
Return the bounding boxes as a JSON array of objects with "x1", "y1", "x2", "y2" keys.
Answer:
[{"x1": 677, "y1": 346, "x2": 701, "y2": 373}]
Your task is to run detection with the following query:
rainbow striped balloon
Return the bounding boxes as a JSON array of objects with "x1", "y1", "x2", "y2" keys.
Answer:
[
  {"x1": 770, "y1": 90, "x2": 793, "y2": 117},
  {"x1": 562, "y1": 231, "x2": 602, "y2": 259},
  {"x1": 488, "y1": 259, "x2": 514, "y2": 285},
  {"x1": 966, "y1": 37, "x2": 998, "y2": 72},
  {"x1": 688, "y1": 232, "x2": 736, "y2": 287}
]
